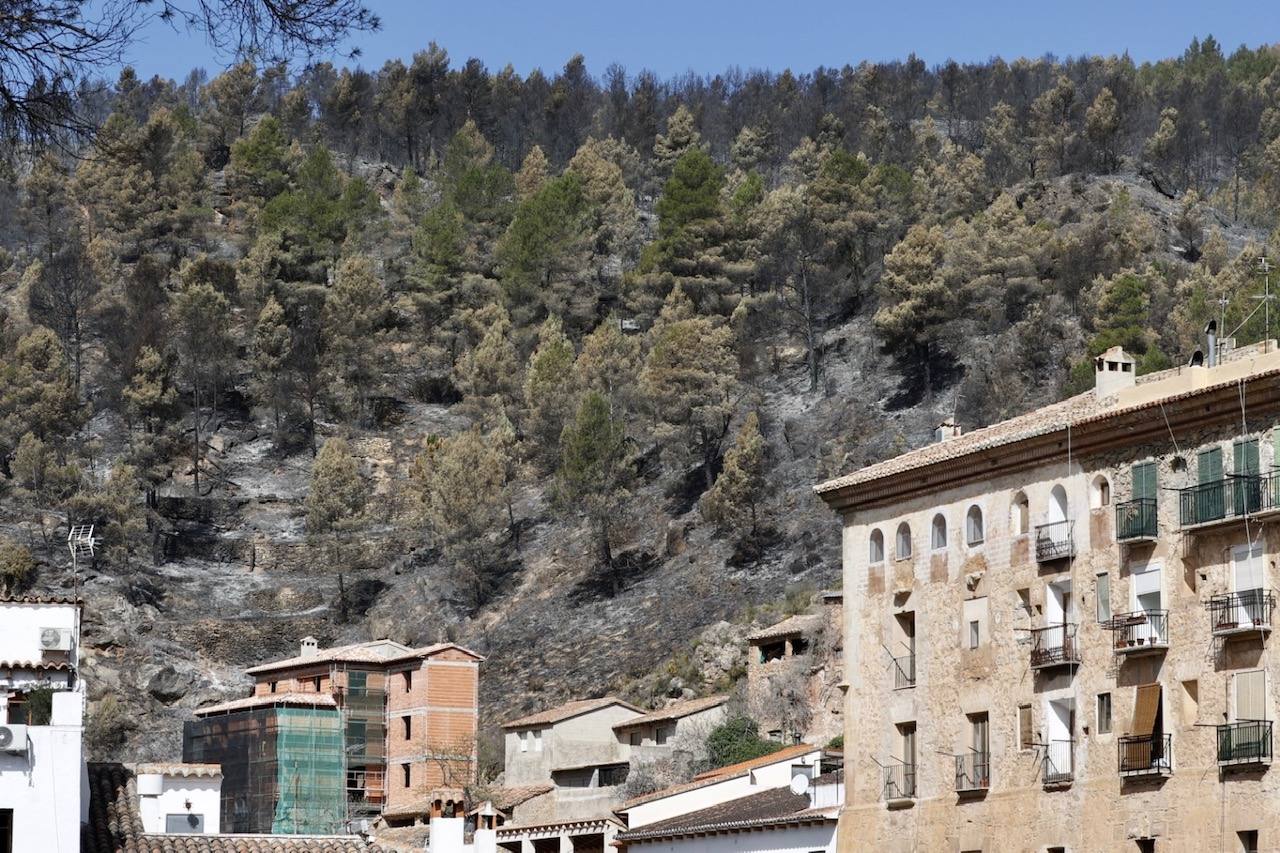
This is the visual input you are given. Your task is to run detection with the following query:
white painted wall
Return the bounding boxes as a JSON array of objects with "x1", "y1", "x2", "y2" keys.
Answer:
[
  {"x1": 0, "y1": 602, "x2": 78, "y2": 669},
  {"x1": 0, "y1": 686, "x2": 85, "y2": 853},
  {"x1": 138, "y1": 773, "x2": 222, "y2": 834},
  {"x1": 626, "y1": 822, "x2": 836, "y2": 853},
  {"x1": 624, "y1": 748, "x2": 824, "y2": 828}
]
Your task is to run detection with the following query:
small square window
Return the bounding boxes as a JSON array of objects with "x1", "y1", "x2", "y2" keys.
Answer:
[
  {"x1": 1097, "y1": 693, "x2": 1112, "y2": 735},
  {"x1": 968, "y1": 620, "x2": 980, "y2": 649}
]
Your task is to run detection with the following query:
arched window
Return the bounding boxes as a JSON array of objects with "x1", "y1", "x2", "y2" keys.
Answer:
[
  {"x1": 931, "y1": 514, "x2": 948, "y2": 550},
  {"x1": 869, "y1": 529, "x2": 884, "y2": 564},
  {"x1": 1011, "y1": 492, "x2": 1029, "y2": 536},
  {"x1": 1049, "y1": 484, "x2": 1069, "y2": 523},
  {"x1": 966, "y1": 505, "x2": 985, "y2": 546},
  {"x1": 896, "y1": 523, "x2": 913, "y2": 560},
  {"x1": 1090, "y1": 475, "x2": 1111, "y2": 508}
]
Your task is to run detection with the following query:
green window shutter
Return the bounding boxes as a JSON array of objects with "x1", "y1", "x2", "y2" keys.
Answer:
[
  {"x1": 1132, "y1": 462, "x2": 1157, "y2": 501},
  {"x1": 1273, "y1": 427, "x2": 1280, "y2": 471},
  {"x1": 1234, "y1": 438, "x2": 1260, "y2": 476},
  {"x1": 1199, "y1": 447, "x2": 1223, "y2": 483}
]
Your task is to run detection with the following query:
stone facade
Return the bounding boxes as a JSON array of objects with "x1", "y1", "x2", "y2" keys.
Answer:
[{"x1": 820, "y1": 344, "x2": 1280, "y2": 852}]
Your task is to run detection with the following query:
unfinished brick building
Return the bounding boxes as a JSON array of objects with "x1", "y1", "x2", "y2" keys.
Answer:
[{"x1": 818, "y1": 341, "x2": 1280, "y2": 852}]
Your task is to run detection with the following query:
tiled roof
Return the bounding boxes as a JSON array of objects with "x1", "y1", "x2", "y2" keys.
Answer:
[
  {"x1": 621, "y1": 744, "x2": 821, "y2": 810},
  {"x1": 84, "y1": 762, "x2": 382, "y2": 853},
  {"x1": 501, "y1": 696, "x2": 643, "y2": 729},
  {"x1": 748, "y1": 614, "x2": 823, "y2": 643},
  {"x1": 616, "y1": 786, "x2": 834, "y2": 842},
  {"x1": 613, "y1": 695, "x2": 728, "y2": 730},
  {"x1": 0, "y1": 659, "x2": 73, "y2": 671},
  {"x1": 815, "y1": 344, "x2": 1280, "y2": 498},
  {"x1": 479, "y1": 785, "x2": 553, "y2": 812},
  {"x1": 378, "y1": 787, "x2": 467, "y2": 820},
  {"x1": 134, "y1": 763, "x2": 222, "y2": 778},
  {"x1": 244, "y1": 640, "x2": 483, "y2": 675},
  {"x1": 0, "y1": 593, "x2": 79, "y2": 605},
  {"x1": 193, "y1": 692, "x2": 338, "y2": 716}
]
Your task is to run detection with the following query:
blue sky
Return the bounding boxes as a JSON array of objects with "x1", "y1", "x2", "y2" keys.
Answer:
[{"x1": 117, "y1": 0, "x2": 1277, "y2": 81}]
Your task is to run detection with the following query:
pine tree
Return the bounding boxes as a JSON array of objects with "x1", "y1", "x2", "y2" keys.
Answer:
[
  {"x1": 122, "y1": 346, "x2": 178, "y2": 434},
  {"x1": 305, "y1": 437, "x2": 367, "y2": 534},
  {"x1": 171, "y1": 278, "x2": 233, "y2": 494},
  {"x1": 496, "y1": 172, "x2": 591, "y2": 328},
  {"x1": 0, "y1": 327, "x2": 88, "y2": 458},
  {"x1": 0, "y1": 538, "x2": 35, "y2": 593},
  {"x1": 557, "y1": 391, "x2": 630, "y2": 586},
  {"x1": 1085, "y1": 87, "x2": 1122, "y2": 173},
  {"x1": 324, "y1": 255, "x2": 385, "y2": 424},
  {"x1": 873, "y1": 223, "x2": 953, "y2": 391},
  {"x1": 653, "y1": 104, "x2": 701, "y2": 177},
  {"x1": 251, "y1": 297, "x2": 293, "y2": 431},
  {"x1": 454, "y1": 305, "x2": 521, "y2": 426},
  {"x1": 522, "y1": 315, "x2": 576, "y2": 471},
  {"x1": 700, "y1": 412, "x2": 767, "y2": 538},
  {"x1": 515, "y1": 145, "x2": 549, "y2": 201}
]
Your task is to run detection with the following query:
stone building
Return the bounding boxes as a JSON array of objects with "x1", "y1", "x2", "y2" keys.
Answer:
[
  {"x1": 816, "y1": 341, "x2": 1280, "y2": 852},
  {"x1": 747, "y1": 593, "x2": 844, "y2": 745}
]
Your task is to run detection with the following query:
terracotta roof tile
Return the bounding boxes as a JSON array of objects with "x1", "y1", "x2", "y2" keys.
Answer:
[
  {"x1": 747, "y1": 614, "x2": 823, "y2": 643},
  {"x1": 134, "y1": 763, "x2": 222, "y2": 778},
  {"x1": 0, "y1": 659, "x2": 73, "y2": 671},
  {"x1": 0, "y1": 594, "x2": 79, "y2": 605},
  {"x1": 193, "y1": 692, "x2": 338, "y2": 716},
  {"x1": 616, "y1": 786, "x2": 834, "y2": 842},
  {"x1": 243, "y1": 640, "x2": 414, "y2": 675},
  {"x1": 378, "y1": 786, "x2": 467, "y2": 820},
  {"x1": 621, "y1": 744, "x2": 821, "y2": 810},
  {"x1": 501, "y1": 696, "x2": 643, "y2": 729},
  {"x1": 613, "y1": 695, "x2": 728, "y2": 730},
  {"x1": 479, "y1": 784, "x2": 553, "y2": 812},
  {"x1": 84, "y1": 763, "x2": 382, "y2": 853}
]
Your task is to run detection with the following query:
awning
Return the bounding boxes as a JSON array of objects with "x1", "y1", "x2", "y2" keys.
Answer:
[{"x1": 1131, "y1": 683, "x2": 1162, "y2": 736}]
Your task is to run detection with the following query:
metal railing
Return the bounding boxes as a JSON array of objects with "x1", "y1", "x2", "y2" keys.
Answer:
[
  {"x1": 1043, "y1": 739, "x2": 1074, "y2": 785},
  {"x1": 1217, "y1": 720, "x2": 1273, "y2": 766},
  {"x1": 1118, "y1": 733, "x2": 1172, "y2": 776},
  {"x1": 882, "y1": 763, "x2": 916, "y2": 800},
  {"x1": 1179, "y1": 474, "x2": 1279, "y2": 528},
  {"x1": 1115, "y1": 498, "x2": 1157, "y2": 541},
  {"x1": 1030, "y1": 623, "x2": 1080, "y2": 668},
  {"x1": 1110, "y1": 610, "x2": 1169, "y2": 651},
  {"x1": 893, "y1": 654, "x2": 916, "y2": 689},
  {"x1": 955, "y1": 751, "x2": 990, "y2": 792},
  {"x1": 1034, "y1": 520, "x2": 1074, "y2": 562},
  {"x1": 1207, "y1": 590, "x2": 1275, "y2": 634}
]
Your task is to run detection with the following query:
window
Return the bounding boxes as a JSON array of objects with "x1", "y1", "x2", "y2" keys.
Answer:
[
  {"x1": 312, "y1": 676, "x2": 322, "y2": 692},
  {"x1": 404, "y1": 670, "x2": 413, "y2": 693},
  {"x1": 519, "y1": 732, "x2": 529, "y2": 753},
  {"x1": 1018, "y1": 705, "x2": 1033, "y2": 750},
  {"x1": 0, "y1": 810, "x2": 10, "y2": 853},
  {"x1": 348, "y1": 671, "x2": 367, "y2": 695},
  {"x1": 1136, "y1": 840, "x2": 1155, "y2": 853},
  {"x1": 1234, "y1": 670, "x2": 1266, "y2": 722},
  {"x1": 165, "y1": 813, "x2": 204, "y2": 833},
  {"x1": 965, "y1": 505, "x2": 984, "y2": 546},
  {"x1": 599, "y1": 764, "x2": 630, "y2": 786},
  {"x1": 401, "y1": 764, "x2": 410, "y2": 788},
  {"x1": 969, "y1": 620, "x2": 980, "y2": 649},
  {"x1": 1011, "y1": 491, "x2": 1029, "y2": 535},
  {"x1": 931, "y1": 514, "x2": 948, "y2": 550},
  {"x1": 1181, "y1": 680, "x2": 1199, "y2": 727},
  {"x1": 1096, "y1": 572, "x2": 1111, "y2": 622},
  {"x1": 269, "y1": 681, "x2": 278, "y2": 694},
  {"x1": 896, "y1": 523, "x2": 913, "y2": 560},
  {"x1": 970, "y1": 712, "x2": 989, "y2": 756},
  {"x1": 1097, "y1": 693, "x2": 1112, "y2": 734},
  {"x1": 869, "y1": 529, "x2": 884, "y2": 564},
  {"x1": 1090, "y1": 475, "x2": 1111, "y2": 508},
  {"x1": 1132, "y1": 461, "x2": 1157, "y2": 502},
  {"x1": 402, "y1": 716, "x2": 411, "y2": 740},
  {"x1": 1238, "y1": 830, "x2": 1259, "y2": 853},
  {"x1": 532, "y1": 730, "x2": 543, "y2": 752},
  {"x1": 629, "y1": 731, "x2": 642, "y2": 746},
  {"x1": 656, "y1": 725, "x2": 674, "y2": 746}
]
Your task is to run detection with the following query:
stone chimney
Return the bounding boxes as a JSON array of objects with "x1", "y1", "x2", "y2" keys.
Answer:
[
  {"x1": 934, "y1": 420, "x2": 962, "y2": 443},
  {"x1": 300, "y1": 636, "x2": 319, "y2": 657},
  {"x1": 1093, "y1": 346, "x2": 1136, "y2": 398}
]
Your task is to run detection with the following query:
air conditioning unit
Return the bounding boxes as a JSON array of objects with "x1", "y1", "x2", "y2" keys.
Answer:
[
  {"x1": 39, "y1": 628, "x2": 71, "y2": 651},
  {"x1": 0, "y1": 725, "x2": 29, "y2": 756}
]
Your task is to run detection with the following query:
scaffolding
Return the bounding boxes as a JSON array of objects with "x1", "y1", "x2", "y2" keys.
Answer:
[
  {"x1": 183, "y1": 704, "x2": 346, "y2": 835},
  {"x1": 338, "y1": 667, "x2": 388, "y2": 821}
]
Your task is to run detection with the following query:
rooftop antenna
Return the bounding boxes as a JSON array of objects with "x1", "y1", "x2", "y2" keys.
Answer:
[
  {"x1": 1255, "y1": 255, "x2": 1274, "y2": 352},
  {"x1": 67, "y1": 525, "x2": 96, "y2": 599}
]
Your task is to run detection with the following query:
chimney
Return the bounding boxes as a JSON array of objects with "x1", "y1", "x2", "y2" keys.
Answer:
[
  {"x1": 1205, "y1": 320, "x2": 1217, "y2": 367},
  {"x1": 934, "y1": 420, "x2": 962, "y2": 443},
  {"x1": 1093, "y1": 345, "x2": 1136, "y2": 398},
  {"x1": 300, "y1": 636, "x2": 319, "y2": 657}
]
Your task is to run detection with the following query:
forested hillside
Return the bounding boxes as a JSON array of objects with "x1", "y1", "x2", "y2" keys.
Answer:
[{"x1": 2, "y1": 36, "x2": 1279, "y2": 763}]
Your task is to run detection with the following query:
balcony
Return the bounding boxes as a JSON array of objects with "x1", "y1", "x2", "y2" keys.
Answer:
[
  {"x1": 1115, "y1": 498, "x2": 1157, "y2": 542},
  {"x1": 893, "y1": 654, "x2": 916, "y2": 689},
  {"x1": 882, "y1": 763, "x2": 916, "y2": 805},
  {"x1": 1179, "y1": 474, "x2": 1280, "y2": 531},
  {"x1": 1043, "y1": 739, "x2": 1074, "y2": 786},
  {"x1": 1217, "y1": 720, "x2": 1272, "y2": 768},
  {"x1": 1108, "y1": 610, "x2": 1169, "y2": 656},
  {"x1": 1118, "y1": 734, "x2": 1172, "y2": 777},
  {"x1": 1030, "y1": 623, "x2": 1080, "y2": 670},
  {"x1": 954, "y1": 751, "x2": 990, "y2": 793},
  {"x1": 1034, "y1": 520, "x2": 1074, "y2": 562},
  {"x1": 1207, "y1": 590, "x2": 1275, "y2": 638}
]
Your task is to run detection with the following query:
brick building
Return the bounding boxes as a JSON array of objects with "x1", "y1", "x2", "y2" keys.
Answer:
[{"x1": 817, "y1": 341, "x2": 1280, "y2": 852}]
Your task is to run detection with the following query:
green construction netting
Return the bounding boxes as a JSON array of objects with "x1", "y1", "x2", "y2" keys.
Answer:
[{"x1": 271, "y1": 706, "x2": 346, "y2": 835}]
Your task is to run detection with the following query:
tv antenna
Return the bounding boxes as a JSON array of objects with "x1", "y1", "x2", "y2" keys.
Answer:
[
  {"x1": 67, "y1": 525, "x2": 96, "y2": 598},
  {"x1": 1255, "y1": 255, "x2": 1275, "y2": 352}
]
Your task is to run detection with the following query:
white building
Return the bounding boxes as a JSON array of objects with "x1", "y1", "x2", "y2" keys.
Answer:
[
  {"x1": 0, "y1": 594, "x2": 86, "y2": 853},
  {"x1": 135, "y1": 762, "x2": 223, "y2": 834}
]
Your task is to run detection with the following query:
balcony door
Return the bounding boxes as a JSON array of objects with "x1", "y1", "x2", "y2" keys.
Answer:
[
  {"x1": 1198, "y1": 446, "x2": 1225, "y2": 521},
  {"x1": 1045, "y1": 699, "x2": 1074, "y2": 781},
  {"x1": 1234, "y1": 438, "x2": 1262, "y2": 514},
  {"x1": 1046, "y1": 580, "x2": 1073, "y2": 625},
  {"x1": 1233, "y1": 542, "x2": 1265, "y2": 627},
  {"x1": 1131, "y1": 563, "x2": 1163, "y2": 644}
]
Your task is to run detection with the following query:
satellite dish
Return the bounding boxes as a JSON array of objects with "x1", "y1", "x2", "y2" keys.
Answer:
[{"x1": 789, "y1": 774, "x2": 810, "y2": 796}]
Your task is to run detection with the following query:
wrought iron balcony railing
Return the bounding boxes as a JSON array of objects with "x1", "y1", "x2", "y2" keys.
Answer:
[
  {"x1": 1109, "y1": 610, "x2": 1169, "y2": 654},
  {"x1": 1217, "y1": 720, "x2": 1272, "y2": 767},
  {"x1": 1043, "y1": 739, "x2": 1074, "y2": 785},
  {"x1": 955, "y1": 751, "x2": 990, "y2": 792},
  {"x1": 1179, "y1": 473, "x2": 1279, "y2": 528},
  {"x1": 882, "y1": 763, "x2": 917, "y2": 801},
  {"x1": 893, "y1": 653, "x2": 916, "y2": 689},
  {"x1": 1031, "y1": 623, "x2": 1080, "y2": 669},
  {"x1": 1115, "y1": 498, "x2": 1157, "y2": 541},
  {"x1": 1118, "y1": 733, "x2": 1172, "y2": 776},
  {"x1": 1034, "y1": 520, "x2": 1074, "y2": 562},
  {"x1": 1207, "y1": 590, "x2": 1275, "y2": 636}
]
